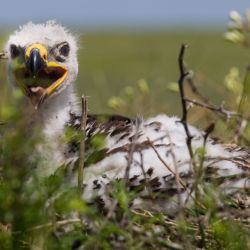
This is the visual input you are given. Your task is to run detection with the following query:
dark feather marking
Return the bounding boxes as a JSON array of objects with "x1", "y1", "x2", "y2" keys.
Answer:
[
  {"x1": 204, "y1": 172, "x2": 250, "y2": 185},
  {"x1": 110, "y1": 124, "x2": 132, "y2": 137},
  {"x1": 163, "y1": 174, "x2": 173, "y2": 180},
  {"x1": 116, "y1": 132, "x2": 131, "y2": 142},
  {"x1": 129, "y1": 184, "x2": 145, "y2": 193},
  {"x1": 149, "y1": 177, "x2": 161, "y2": 189},
  {"x1": 128, "y1": 132, "x2": 143, "y2": 142},
  {"x1": 86, "y1": 121, "x2": 98, "y2": 138},
  {"x1": 68, "y1": 113, "x2": 134, "y2": 139},
  {"x1": 162, "y1": 188, "x2": 185, "y2": 196},
  {"x1": 139, "y1": 178, "x2": 146, "y2": 185},
  {"x1": 93, "y1": 180, "x2": 102, "y2": 190},
  {"x1": 85, "y1": 148, "x2": 108, "y2": 167},
  {"x1": 179, "y1": 171, "x2": 192, "y2": 178},
  {"x1": 129, "y1": 174, "x2": 140, "y2": 182},
  {"x1": 145, "y1": 121, "x2": 162, "y2": 132},
  {"x1": 93, "y1": 196, "x2": 106, "y2": 210},
  {"x1": 147, "y1": 167, "x2": 154, "y2": 176}
]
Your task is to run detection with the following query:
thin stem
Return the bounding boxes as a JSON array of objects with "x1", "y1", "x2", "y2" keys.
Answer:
[
  {"x1": 185, "y1": 98, "x2": 241, "y2": 119},
  {"x1": 177, "y1": 44, "x2": 194, "y2": 159},
  {"x1": 78, "y1": 95, "x2": 88, "y2": 195}
]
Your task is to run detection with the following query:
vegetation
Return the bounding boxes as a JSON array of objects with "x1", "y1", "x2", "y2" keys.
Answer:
[{"x1": 0, "y1": 11, "x2": 249, "y2": 250}]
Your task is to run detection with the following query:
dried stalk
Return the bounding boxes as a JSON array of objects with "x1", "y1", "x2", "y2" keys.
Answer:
[
  {"x1": 28, "y1": 219, "x2": 81, "y2": 232},
  {"x1": 78, "y1": 95, "x2": 88, "y2": 195},
  {"x1": 177, "y1": 44, "x2": 194, "y2": 159},
  {"x1": 164, "y1": 131, "x2": 184, "y2": 210},
  {"x1": 124, "y1": 116, "x2": 141, "y2": 181},
  {"x1": 147, "y1": 138, "x2": 187, "y2": 191},
  {"x1": 185, "y1": 98, "x2": 240, "y2": 119},
  {"x1": 177, "y1": 44, "x2": 210, "y2": 247}
]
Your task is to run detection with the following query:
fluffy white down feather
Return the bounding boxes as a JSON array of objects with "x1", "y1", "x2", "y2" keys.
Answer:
[{"x1": 78, "y1": 114, "x2": 249, "y2": 208}]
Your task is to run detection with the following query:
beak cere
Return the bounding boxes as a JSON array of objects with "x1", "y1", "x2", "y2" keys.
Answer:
[{"x1": 14, "y1": 43, "x2": 68, "y2": 109}]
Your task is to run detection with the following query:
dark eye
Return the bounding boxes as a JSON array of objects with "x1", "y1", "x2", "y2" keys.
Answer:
[
  {"x1": 10, "y1": 44, "x2": 20, "y2": 59},
  {"x1": 59, "y1": 42, "x2": 70, "y2": 57}
]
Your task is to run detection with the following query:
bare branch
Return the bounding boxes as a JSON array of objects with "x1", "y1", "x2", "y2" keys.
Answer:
[
  {"x1": 185, "y1": 65, "x2": 250, "y2": 144},
  {"x1": 178, "y1": 44, "x2": 189, "y2": 123},
  {"x1": 185, "y1": 98, "x2": 241, "y2": 119},
  {"x1": 177, "y1": 44, "x2": 194, "y2": 159}
]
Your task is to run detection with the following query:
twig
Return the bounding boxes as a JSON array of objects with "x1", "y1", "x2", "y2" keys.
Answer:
[
  {"x1": 148, "y1": 138, "x2": 206, "y2": 209},
  {"x1": 205, "y1": 156, "x2": 250, "y2": 169},
  {"x1": 164, "y1": 131, "x2": 184, "y2": 211},
  {"x1": 147, "y1": 138, "x2": 187, "y2": 191},
  {"x1": 195, "y1": 123, "x2": 214, "y2": 248},
  {"x1": 186, "y1": 59, "x2": 249, "y2": 145},
  {"x1": 28, "y1": 218, "x2": 81, "y2": 231},
  {"x1": 138, "y1": 151, "x2": 147, "y2": 181},
  {"x1": 106, "y1": 200, "x2": 119, "y2": 219},
  {"x1": 177, "y1": 44, "x2": 194, "y2": 159},
  {"x1": 185, "y1": 98, "x2": 241, "y2": 119},
  {"x1": 131, "y1": 209, "x2": 154, "y2": 218},
  {"x1": 177, "y1": 44, "x2": 210, "y2": 248},
  {"x1": 78, "y1": 95, "x2": 88, "y2": 195},
  {"x1": 124, "y1": 116, "x2": 141, "y2": 181},
  {"x1": 0, "y1": 51, "x2": 8, "y2": 60}
]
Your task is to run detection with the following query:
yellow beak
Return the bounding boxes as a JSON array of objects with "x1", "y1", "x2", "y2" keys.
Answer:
[{"x1": 14, "y1": 43, "x2": 68, "y2": 109}]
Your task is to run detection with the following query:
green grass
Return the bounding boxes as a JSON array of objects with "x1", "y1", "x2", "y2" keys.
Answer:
[
  {"x1": 77, "y1": 31, "x2": 250, "y2": 116},
  {"x1": 2, "y1": 30, "x2": 250, "y2": 141},
  {"x1": 1, "y1": 30, "x2": 249, "y2": 116}
]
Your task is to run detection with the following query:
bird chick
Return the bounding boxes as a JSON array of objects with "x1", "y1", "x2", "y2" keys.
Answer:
[{"x1": 4, "y1": 21, "x2": 250, "y2": 211}]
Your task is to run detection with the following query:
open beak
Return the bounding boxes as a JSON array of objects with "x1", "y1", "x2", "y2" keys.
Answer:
[{"x1": 14, "y1": 43, "x2": 68, "y2": 109}]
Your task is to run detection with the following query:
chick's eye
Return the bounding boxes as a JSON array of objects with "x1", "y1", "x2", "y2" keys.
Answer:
[
  {"x1": 10, "y1": 44, "x2": 20, "y2": 59},
  {"x1": 59, "y1": 43, "x2": 70, "y2": 57}
]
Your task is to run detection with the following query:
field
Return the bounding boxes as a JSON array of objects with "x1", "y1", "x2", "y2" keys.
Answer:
[
  {"x1": 0, "y1": 30, "x2": 249, "y2": 249},
  {"x1": 78, "y1": 31, "x2": 249, "y2": 115},
  {"x1": 1, "y1": 30, "x2": 249, "y2": 117}
]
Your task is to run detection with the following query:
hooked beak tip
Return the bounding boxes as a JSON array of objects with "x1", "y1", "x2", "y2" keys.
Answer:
[{"x1": 26, "y1": 48, "x2": 46, "y2": 76}]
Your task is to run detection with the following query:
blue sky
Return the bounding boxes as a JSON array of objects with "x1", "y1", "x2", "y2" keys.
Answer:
[{"x1": 0, "y1": 0, "x2": 249, "y2": 29}]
